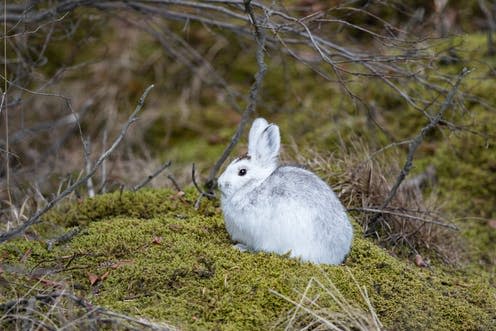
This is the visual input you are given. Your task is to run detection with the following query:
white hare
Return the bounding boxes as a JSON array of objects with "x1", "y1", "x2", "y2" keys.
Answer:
[{"x1": 218, "y1": 118, "x2": 353, "y2": 264}]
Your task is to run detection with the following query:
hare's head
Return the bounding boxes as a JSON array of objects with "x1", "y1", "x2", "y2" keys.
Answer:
[{"x1": 218, "y1": 118, "x2": 280, "y2": 198}]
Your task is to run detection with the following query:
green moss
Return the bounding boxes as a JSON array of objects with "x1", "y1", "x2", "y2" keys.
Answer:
[{"x1": 1, "y1": 189, "x2": 495, "y2": 330}]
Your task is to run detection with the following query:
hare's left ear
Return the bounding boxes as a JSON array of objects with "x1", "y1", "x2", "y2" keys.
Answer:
[
  {"x1": 248, "y1": 118, "x2": 269, "y2": 155},
  {"x1": 252, "y1": 124, "x2": 280, "y2": 167}
]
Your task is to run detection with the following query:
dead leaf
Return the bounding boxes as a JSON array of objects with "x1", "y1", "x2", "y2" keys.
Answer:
[
  {"x1": 111, "y1": 260, "x2": 133, "y2": 269},
  {"x1": 152, "y1": 236, "x2": 163, "y2": 244},
  {"x1": 414, "y1": 254, "x2": 429, "y2": 268},
  {"x1": 100, "y1": 270, "x2": 111, "y2": 281},
  {"x1": 87, "y1": 272, "x2": 99, "y2": 286},
  {"x1": 37, "y1": 278, "x2": 65, "y2": 288},
  {"x1": 488, "y1": 220, "x2": 496, "y2": 229},
  {"x1": 171, "y1": 191, "x2": 186, "y2": 201},
  {"x1": 30, "y1": 275, "x2": 65, "y2": 288}
]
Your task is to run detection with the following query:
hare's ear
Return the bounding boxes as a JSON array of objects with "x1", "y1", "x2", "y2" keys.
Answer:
[
  {"x1": 248, "y1": 118, "x2": 269, "y2": 155},
  {"x1": 252, "y1": 124, "x2": 280, "y2": 167}
]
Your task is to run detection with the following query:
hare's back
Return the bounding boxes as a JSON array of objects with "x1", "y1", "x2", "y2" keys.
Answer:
[
  {"x1": 263, "y1": 166, "x2": 344, "y2": 210},
  {"x1": 258, "y1": 166, "x2": 349, "y2": 241}
]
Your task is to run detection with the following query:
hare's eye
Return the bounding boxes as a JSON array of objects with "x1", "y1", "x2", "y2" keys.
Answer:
[{"x1": 238, "y1": 168, "x2": 247, "y2": 176}]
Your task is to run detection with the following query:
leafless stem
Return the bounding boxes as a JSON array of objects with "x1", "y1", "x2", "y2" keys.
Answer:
[
  {"x1": 479, "y1": 0, "x2": 496, "y2": 55},
  {"x1": 167, "y1": 174, "x2": 182, "y2": 192},
  {"x1": 204, "y1": 0, "x2": 267, "y2": 192},
  {"x1": 133, "y1": 160, "x2": 172, "y2": 191},
  {"x1": 45, "y1": 227, "x2": 80, "y2": 251},
  {"x1": 100, "y1": 126, "x2": 108, "y2": 193},
  {"x1": 192, "y1": 163, "x2": 215, "y2": 209},
  {"x1": 349, "y1": 207, "x2": 458, "y2": 230},
  {"x1": 368, "y1": 68, "x2": 470, "y2": 229},
  {"x1": 0, "y1": 84, "x2": 155, "y2": 243},
  {"x1": 84, "y1": 138, "x2": 95, "y2": 198}
]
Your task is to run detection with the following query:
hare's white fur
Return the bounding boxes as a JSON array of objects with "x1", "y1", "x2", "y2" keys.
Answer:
[{"x1": 218, "y1": 118, "x2": 353, "y2": 265}]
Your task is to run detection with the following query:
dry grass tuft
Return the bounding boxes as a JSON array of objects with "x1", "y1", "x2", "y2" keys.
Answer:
[
  {"x1": 272, "y1": 268, "x2": 383, "y2": 331},
  {"x1": 0, "y1": 286, "x2": 176, "y2": 331},
  {"x1": 296, "y1": 140, "x2": 459, "y2": 261}
]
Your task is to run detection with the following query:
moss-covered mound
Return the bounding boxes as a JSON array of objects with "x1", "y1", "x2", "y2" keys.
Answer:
[{"x1": 1, "y1": 189, "x2": 495, "y2": 330}]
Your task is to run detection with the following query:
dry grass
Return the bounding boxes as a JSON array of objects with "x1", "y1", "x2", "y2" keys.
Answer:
[
  {"x1": 296, "y1": 140, "x2": 460, "y2": 262},
  {"x1": 272, "y1": 268, "x2": 383, "y2": 331},
  {"x1": 0, "y1": 284, "x2": 176, "y2": 331}
]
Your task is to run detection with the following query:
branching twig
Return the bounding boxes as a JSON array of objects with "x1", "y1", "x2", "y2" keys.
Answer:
[
  {"x1": 367, "y1": 69, "x2": 470, "y2": 230},
  {"x1": 133, "y1": 160, "x2": 172, "y2": 191},
  {"x1": 204, "y1": 1, "x2": 267, "y2": 192},
  {"x1": 0, "y1": 84, "x2": 155, "y2": 243},
  {"x1": 192, "y1": 163, "x2": 215, "y2": 209}
]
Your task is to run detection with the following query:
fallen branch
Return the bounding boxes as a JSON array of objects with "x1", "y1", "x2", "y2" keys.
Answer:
[
  {"x1": 0, "y1": 84, "x2": 155, "y2": 243},
  {"x1": 367, "y1": 68, "x2": 469, "y2": 231},
  {"x1": 204, "y1": 0, "x2": 267, "y2": 192},
  {"x1": 45, "y1": 227, "x2": 81, "y2": 251}
]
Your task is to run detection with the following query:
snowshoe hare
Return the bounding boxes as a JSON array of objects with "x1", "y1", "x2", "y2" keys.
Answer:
[{"x1": 218, "y1": 118, "x2": 353, "y2": 264}]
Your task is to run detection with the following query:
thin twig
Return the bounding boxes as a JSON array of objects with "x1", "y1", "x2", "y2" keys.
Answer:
[
  {"x1": 0, "y1": 84, "x2": 155, "y2": 243},
  {"x1": 100, "y1": 126, "x2": 108, "y2": 193},
  {"x1": 3, "y1": 1, "x2": 10, "y2": 208},
  {"x1": 204, "y1": 0, "x2": 267, "y2": 192},
  {"x1": 84, "y1": 138, "x2": 95, "y2": 198},
  {"x1": 348, "y1": 207, "x2": 458, "y2": 230},
  {"x1": 167, "y1": 174, "x2": 182, "y2": 192},
  {"x1": 133, "y1": 160, "x2": 172, "y2": 191},
  {"x1": 192, "y1": 163, "x2": 215, "y2": 209},
  {"x1": 368, "y1": 68, "x2": 469, "y2": 229},
  {"x1": 45, "y1": 227, "x2": 81, "y2": 251}
]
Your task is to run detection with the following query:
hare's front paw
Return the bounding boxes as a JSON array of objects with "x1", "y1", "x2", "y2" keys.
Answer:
[{"x1": 233, "y1": 243, "x2": 250, "y2": 252}]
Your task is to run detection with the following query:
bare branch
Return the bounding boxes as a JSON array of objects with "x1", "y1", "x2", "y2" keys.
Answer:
[
  {"x1": 367, "y1": 68, "x2": 470, "y2": 230},
  {"x1": 167, "y1": 174, "x2": 182, "y2": 192},
  {"x1": 84, "y1": 138, "x2": 95, "y2": 198},
  {"x1": 45, "y1": 227, "x2": 81, "y2": 251},
  {"x1": 479, "y1": 0, "x2": 496, "y2": 55},
  {"x1": 133, "y1": 160, "x2": 172, "y2": 191},
  {"x1": 204, "y1": 0, "x2": 267, "y2": 192},
  {"x1": 0, "y1": 84, "x2": 155, "y2": 243},
  {"x1": 192, "y1": 163, "x2": 215, "y2": 209}
]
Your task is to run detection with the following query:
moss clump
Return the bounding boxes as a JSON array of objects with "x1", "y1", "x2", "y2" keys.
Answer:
[{"x1": 1, "y1": 188, "x2": 495, "y2": 330}]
